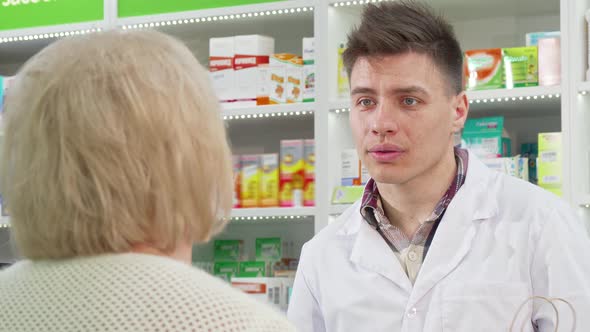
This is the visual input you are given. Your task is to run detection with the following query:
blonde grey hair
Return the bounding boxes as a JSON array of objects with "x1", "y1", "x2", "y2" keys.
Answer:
[{"x1": 1, "y1": 30, "x2": 233, "y2": 259}]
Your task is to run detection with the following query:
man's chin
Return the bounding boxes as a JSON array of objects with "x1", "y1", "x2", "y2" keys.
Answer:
[{"x1": 370, "y1": 170, "x2": 411, "y2": 186}]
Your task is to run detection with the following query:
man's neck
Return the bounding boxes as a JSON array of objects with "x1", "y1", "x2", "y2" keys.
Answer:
[{"x1": 377, "y1": 147, "x2": 457, "y2": 237}]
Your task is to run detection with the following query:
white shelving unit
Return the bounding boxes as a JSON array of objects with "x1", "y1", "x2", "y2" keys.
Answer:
[
  {"x1": 222, "y1": 103, "x2": 315, "y2": 120},
  {"x1": 1, "y1": 0, "x2": 590, "y2": 258},
  {"x1": 231, "y1": 207, "x2": 316, "y2": 219},
  {"x1": 0, "y1": 217, "x2": 9, "y2": 229}
]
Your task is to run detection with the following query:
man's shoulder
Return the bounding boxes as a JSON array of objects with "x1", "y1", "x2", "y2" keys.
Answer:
[{"x1": 492, "y1": 171, "x2": 567, "y2": 210}]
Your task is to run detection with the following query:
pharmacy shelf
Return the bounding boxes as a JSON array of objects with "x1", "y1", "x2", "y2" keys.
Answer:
[
  {"x1": 0, "y1": 23, "x2": 105, "y2": 74},
  {"x1": 577, "y1": 196, "x2": 590, "y2": 208},
  {"x1": 467, "y1": 86, "x2": 561, "y2": 118},
  {"x1": 116, "y1": 0, "x2": 315, "y2": 29},
  {"x1": 222, "y1": 103, "x2": 315, "y2": 120},
  {"x1": 578, "y1": 81, "x2": 590, "y2": 94},
  {"x1": 231, "y1": 207, "x2": 316, "y2": 220},
  {"x1": 0, "y1": 217, "x2": 10, "y2": 229},
  {"x1": 328, "y1": 86, "x2": 562, "y2": 118},
  {"x1": 328, "y1": 0, "x2": 558, "y2": 21},
  {"x1": 467, "y1": 86, "x2": 561, "y2": 102}
]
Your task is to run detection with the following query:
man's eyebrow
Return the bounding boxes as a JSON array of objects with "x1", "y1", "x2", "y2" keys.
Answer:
[
  {"x1": 389, "y1": 86, "x2": 429, "y2": 95},
  {"x1": 350, "y1": 85, "x2": 430, "y2": 96},
  {"x1": 350, "y1": 87, "x2": 377, "y2": 95}
]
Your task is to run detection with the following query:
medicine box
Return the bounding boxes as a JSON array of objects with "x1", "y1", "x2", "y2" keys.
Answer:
[
  {"x1": 503, "y1": 46, "x2": 538, "y2": 88},
  {"x1": 462, "y1": 116, "x2": 512, "y2": 159},
  {"x1": 234, "y1": 35, "x2": 274, "y2": 107},
  {"x1": 464, "y1": 48, "x2": 504, "y2": 90},
  {"x1": 240, "y1": 155, "x2": 261, "y2": 208},
  {"x1": 341, "y1": 149, "x2": 361, "y2": 186},
  {"x1": 280, "y1": 140, "x2": 304, "y2": 207},
  {"x1": 260, "y1": 154, "x2": 279, "y2": 207},
  {"x1": 209, "y1": 37, "x2": 235, "y2": 104},
  {"x1": 214, "y1": 239, "x2": 244, "y2": 262},
  {"x1": 303, "y1": 139, "x2": 315, "y2": 207},
  {"x1": 302, "y1": 37, "x2": 315, "y2": 103}
]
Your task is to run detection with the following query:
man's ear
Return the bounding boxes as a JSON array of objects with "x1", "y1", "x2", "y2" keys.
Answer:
[{"x1": 452, "y1": 92, "x2": 469, "y2": 133}]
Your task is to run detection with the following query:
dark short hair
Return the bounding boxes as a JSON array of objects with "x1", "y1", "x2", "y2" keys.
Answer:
[{"x1": 342, "y1": 0, "x2": 464, "y2": 94}]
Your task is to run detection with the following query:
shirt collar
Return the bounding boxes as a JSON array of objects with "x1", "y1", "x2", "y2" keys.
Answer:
[{"x1": 361, "y1": 147, "x2": 469, "y2": 226}]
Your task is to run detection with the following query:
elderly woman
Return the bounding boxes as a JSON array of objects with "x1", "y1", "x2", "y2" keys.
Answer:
[{"x1": 0, "y1": 30, "x2": 295, "y2": 332}]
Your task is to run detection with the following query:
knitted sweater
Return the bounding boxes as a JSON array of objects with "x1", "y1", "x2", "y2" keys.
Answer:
[{"x1": 0, "y1": 253, "x2": 295, "y2": 332}]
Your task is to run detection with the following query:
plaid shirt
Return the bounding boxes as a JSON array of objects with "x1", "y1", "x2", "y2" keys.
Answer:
[{"x1": 360, "y1": 147, "x2": 469, "y2": 283}]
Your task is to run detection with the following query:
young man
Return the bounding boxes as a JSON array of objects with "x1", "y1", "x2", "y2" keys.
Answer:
[{"x1": 287, "y1": 2, "x2": 590, "y2": 331}]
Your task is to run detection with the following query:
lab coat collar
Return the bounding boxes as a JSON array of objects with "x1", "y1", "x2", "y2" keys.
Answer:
[{"x1": 343, "y1": 151, "x2": 499, "y2": 296}]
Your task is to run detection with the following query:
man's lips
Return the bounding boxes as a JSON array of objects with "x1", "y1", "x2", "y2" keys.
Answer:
[{"x1": 368, "y1": 144, "x2": 405, "y2": 162}]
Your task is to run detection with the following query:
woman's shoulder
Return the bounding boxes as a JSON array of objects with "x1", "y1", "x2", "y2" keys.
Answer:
[{"x1": 124, "y1": 254, "x2": 296, "y2": 331}]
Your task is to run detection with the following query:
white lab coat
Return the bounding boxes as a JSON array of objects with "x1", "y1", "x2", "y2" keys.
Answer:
[{"x1": 288, "y1": 154, "x2": 590, "y2": 332}]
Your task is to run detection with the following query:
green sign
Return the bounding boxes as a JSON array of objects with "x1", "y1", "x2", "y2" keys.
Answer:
[
  {"x1": 118, "y1": 0, "x2": 285, "y2": 18},
  {"x1": 0, "y1": 0, "x2": 103, "y2": 31}
]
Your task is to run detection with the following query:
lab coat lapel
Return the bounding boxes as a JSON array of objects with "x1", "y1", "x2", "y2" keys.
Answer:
[
  {"x1": 349, "y1": 214, "x2": 413, "y2": 294},
  {"x1": 408, "y1": 155, "x2": 499, "y2": 307}
]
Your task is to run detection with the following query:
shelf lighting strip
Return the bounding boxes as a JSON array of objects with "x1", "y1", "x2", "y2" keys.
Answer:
[
  {"x1": 231, "y1": 215, "x2": 309, "y2": 221},
  {"x1": 333, "y1": 0, "x2": 393, "y2": 7},
  {"x1": 580, "y1": 91, "x2": 589, "y2": 95},
  {"x1": 468, "y1": 93, "x2": 560, "y2": 104},
  {"x1": 121, "y1": 6, "x2": 314, "y2": 30},
  {"x1": 0, "y1": 224, "x2": 10, "y2": 229},
  {"x1": 0, "y1": 28, "x2": 102, "y2": 44},
  {"x1": 223, "y1": 110, "x2": 312, "y2": 121}
]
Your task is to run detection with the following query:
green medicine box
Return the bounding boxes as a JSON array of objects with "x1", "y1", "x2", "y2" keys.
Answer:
[
  {"x1": 503, "y1": 47, "x2": 538, "y2": 88},
  {"x1": 537, "y1": 132, "x2": 562, "y2": 189},
  {"x1": 214, "y1": 239, "x2": 243, "y2": 262},
  {"x1": 462, "y1": 116, "x2": 511, "y2": 159},
  {"x1": 256, "y1": 237, "x2": 282, "y2": 261},
  {"x1": 213, "y1": 261, "x2": 239, "y2": 281},
  {"x1": 237, "y1": 261, "x2": 266, "y2": 278}
]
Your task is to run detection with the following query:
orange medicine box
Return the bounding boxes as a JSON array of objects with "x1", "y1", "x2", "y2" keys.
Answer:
[
  {"x1": 280, "y1": 140, "x2": 304, "y2": 207},
  {"x1": 240, "y1": 155, "x2": 261, "y2": 208},
  {"x1": 260, "y1": 154, "x2": 279, "y2": 207},
  {"x1": 303, "y1": 139, "x2": 315, "y2": 207},
  {"x1": 233, "y1": 155, "x2": 241, "y2": 208}
]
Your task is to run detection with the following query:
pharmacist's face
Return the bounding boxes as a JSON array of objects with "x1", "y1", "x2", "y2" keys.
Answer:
[{"x1": 349, "y1": 53, "x2": 468, "y2": 185}]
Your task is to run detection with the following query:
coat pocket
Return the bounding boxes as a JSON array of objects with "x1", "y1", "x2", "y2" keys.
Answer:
[{"x1": 441, "y1": 282, "x2": 531, "y2": 332}]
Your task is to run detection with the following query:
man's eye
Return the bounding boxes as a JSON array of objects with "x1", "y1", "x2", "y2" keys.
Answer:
[
  {"x1": 359, "y1": 99, "x2": 375, "y2": 107},
  {"x1": 402, "y1": 97, "x2": 418, "y2": 106}
]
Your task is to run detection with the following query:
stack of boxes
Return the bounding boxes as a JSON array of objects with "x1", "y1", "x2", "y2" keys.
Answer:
[
  {"x1": 462, "y1": 117, "x2": 562, "y2": 195},
  {"x1": 462, "y1": 117, "x2": 512, "y2": 159},
  {"x1": 234, "y1": 35, "x2": 275, "y2": 107},
  {"x1": 537, "y1": 133, "x2": 562, "y2": 196},
  {"x1": 332, "y1": 149, "x2": 370, "y2": 205},
  {"x1": 463, "y1": 116, "x2": 531, "y2": 182},
  {"x1": 211, "y1": 237, "x2": 296, "y2": 311},
  {"x1": 463, "y1": 31, "x2": 561, "y2": 90},
  {"x1": 213, "y1": 237, "x2": 287, "y2": 280},
  {"x1": 209, "y1": 35, "x2": 315, "y2": 107},
  {"x1": 233, "y1": 139, "x2": 315, "y2": 209},
  {"x1": 464, "y1": 47, "x2": 539, "y2": 90}
]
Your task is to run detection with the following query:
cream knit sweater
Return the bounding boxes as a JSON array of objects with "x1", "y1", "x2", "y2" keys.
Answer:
[{"x1": 0, "y1": 253, "x2": 296, "y2": 332}]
